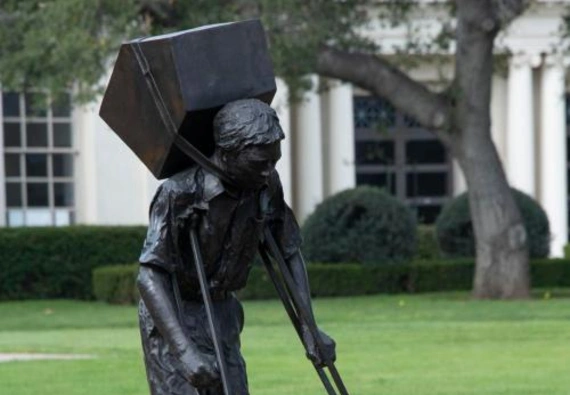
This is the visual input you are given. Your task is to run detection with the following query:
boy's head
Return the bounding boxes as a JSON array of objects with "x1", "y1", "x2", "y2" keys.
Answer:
[
  {"x1": 213, "y1": 99, "x2": 284, "y2": 152},
  {"x1": 212, "y1": 99, "x2": 284, "y2": 188}
]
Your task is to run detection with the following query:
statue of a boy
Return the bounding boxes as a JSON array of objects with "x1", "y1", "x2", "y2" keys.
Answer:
[{"x1": 137, "y1": 98, "x2": 335, "y2": 394}]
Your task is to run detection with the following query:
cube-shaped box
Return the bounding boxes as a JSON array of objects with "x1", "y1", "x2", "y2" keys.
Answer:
[{"x1": 99, "y1": 19, "x2": 276, "y2": 179}]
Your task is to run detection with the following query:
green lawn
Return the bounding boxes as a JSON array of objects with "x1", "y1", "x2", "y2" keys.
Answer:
[{"x1": 0, "y1": 292, "x2": 569, "y2": 394}]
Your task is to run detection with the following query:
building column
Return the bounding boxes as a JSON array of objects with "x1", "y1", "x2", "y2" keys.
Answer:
[
  {"x1": 452, "y1": 160, "x2": 467, "y2": 196},
  {"x1": 491, "y1": 75, "x2": 508, "y2": 162},
  {"x1": 73, "y1": 102, "x2": 99, "y2": 224},
  {"x1": 294, "y1": 75, "x2": 324, "y2": 223},
  {"x1": 0, "y1": 90, "x2": 6, "y2": 226},
  {"x1": 506, "y1": 53, "x2": 539, "y2": 196},
  {"x1": 326, "y1": 80, "x2": 356, "y2": 196},
  {"x1": 273, "y1": 78, "x2": 293, "y2": 206},
  {"x1": 540, "y1": 55, "x2": 568, "y2": 257}
]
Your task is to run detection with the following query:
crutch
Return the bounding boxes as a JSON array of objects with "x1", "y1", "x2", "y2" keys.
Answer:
[
  {"x1": 188, "y1": 214, "x2": 231, "y2": 395},
  {"x1": 258, "y1": 227, "x2": 350, "y2": 395}
]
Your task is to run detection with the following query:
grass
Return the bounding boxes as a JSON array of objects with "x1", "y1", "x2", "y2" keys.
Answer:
[{"x1": 0, "y1": 292, "x2": 569, "y2": 394}]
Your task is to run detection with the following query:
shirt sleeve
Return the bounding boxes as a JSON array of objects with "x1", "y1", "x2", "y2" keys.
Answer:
[
  {"x1": 139, "y1": 185, "x2": 178, "y2": 273},
  {"x1": 266, "y1": 171, "x2": 303, "y2": 259},
  {"x1": 139, "y1": 168, "x2": 217, "y2": 273}
]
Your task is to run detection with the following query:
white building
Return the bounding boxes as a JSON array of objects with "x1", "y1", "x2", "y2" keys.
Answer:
[{"x1": 0, "y1": 2, "x2": 569, "y2": 256}]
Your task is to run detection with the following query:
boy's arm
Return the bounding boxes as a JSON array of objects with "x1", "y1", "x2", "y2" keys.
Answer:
[
  {"x1": 266, "y1": 172, "x2": 335, "y2": 365},
  {"x1": 285, "y1": 251, "x2": 336, "y2": 366},
  {"x1": 137, "y1": 265, "x2": 219, "y2": 388}
]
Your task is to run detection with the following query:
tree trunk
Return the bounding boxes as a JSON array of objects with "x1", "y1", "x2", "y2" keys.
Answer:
[
  {"x1": 455, "y1": 0, "x2": 530, "y2": 298},
  {"x1": 316, "y1": 0, "x2": 531, "y2": 298}
]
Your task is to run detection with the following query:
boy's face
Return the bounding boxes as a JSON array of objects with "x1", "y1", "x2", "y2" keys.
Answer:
[{"x1": 223, "y1": 141, "x2": 281, "y2": 189}]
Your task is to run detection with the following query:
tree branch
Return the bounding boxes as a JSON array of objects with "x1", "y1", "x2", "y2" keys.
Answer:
[
  {"x1": 138, "y1": 0, "x2": 174, "y2": 25},
  {"x1": 316, "y1": 46, "x2": 452, "y2": 144},
  {"x1": 491, "y1": 0, "x2": 530, "y2": 26}
]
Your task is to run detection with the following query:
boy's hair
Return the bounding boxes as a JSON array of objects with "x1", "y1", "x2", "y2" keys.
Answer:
[{"x1": 213, "y1": 99, "x2": 284, "y2": 151}]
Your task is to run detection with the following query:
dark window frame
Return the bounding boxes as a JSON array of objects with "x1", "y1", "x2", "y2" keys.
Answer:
[
  {"x1": 2, "y1": 91, "x2": 75, "y2": 226},
  {"x1": 354, "y1": 94, "x2": 453, "y2": 224}
]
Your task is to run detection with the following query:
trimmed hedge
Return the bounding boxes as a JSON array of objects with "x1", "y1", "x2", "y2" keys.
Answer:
[
  {"x1": 0, "y1": 226, "x2": 146, "y2": 300},
  {"x1": 241, "y1": 263, "x2": 410, "y2": 299},
  {"x1": 93, "y1": 259, "x2": 570, "y2": 304},
  {"x1": 531, "y1": 258, "x2": 570, "y2": 288},
  {"x1": 564, "y1": 244, "x2": 570, "y2": 259},
  {"x1": 93, "y1": 264, "x2": 139, "y2": 304},
  {"x1": 302, "y1": 186, "x2": 417, "y2": 264},
  {"x1": 436, "y1": 189, "x2": 551, "y2": 258}
]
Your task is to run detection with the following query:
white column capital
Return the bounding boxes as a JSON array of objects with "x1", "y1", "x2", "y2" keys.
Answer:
[
  {"x1": 322, "y1": 78, "x2": 346, "y2": 90},
  {"x1": 509, "y1": 52, "x2": 541, "y2": 69},
  {"x1": 542, "y1": 53, "x2": 570, "y2": 69}
]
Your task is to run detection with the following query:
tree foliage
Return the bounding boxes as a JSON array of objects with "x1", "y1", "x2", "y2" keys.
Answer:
[
  {"x1": 0, "y1": 1, "x2": 538, "y2": 104},
  {"x1": 0, "y1": 1, "x2": 469, "y2": 102},
  {"x1": 0, "y1": 0, "x2": 142, "y2": 101},
  {"x1": 0, "y1": 0, "x2": 378, "y2": 101}
]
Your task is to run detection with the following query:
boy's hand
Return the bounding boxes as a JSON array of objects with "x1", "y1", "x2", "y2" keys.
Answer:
[
  {"x1": 302, "y1": 327, "x2": 336, "y2": 367},
  {"x1": 177, "y1": 347, "x2": 220, "y2": 388}
]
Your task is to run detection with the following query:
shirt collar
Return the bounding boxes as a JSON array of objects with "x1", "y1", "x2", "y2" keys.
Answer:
[
  {"x1": 202, "y1": 169, "x2": 269, "y2": 201},
  {"x1": 202, "y1": 169, "x2": 241, "y2": 200}
]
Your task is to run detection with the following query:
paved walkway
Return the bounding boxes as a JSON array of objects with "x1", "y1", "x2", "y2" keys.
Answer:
[{"x1": 0, "y1": 353, "x2": 95, "y2": 363}]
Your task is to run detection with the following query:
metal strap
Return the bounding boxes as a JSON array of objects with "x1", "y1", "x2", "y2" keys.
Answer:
[{"x1": 131, "y1": 39, "x2": 234, "y2": 186}]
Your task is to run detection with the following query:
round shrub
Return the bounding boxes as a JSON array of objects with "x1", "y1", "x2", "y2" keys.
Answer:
[
  {"x1": 435, "y1": 188, "x2": 550, "y2": 258},
  {"x1": 416, "y1": 225, "x2": 440, "y2": 259},
  {"x1": 301, "y1": 186, "x2": 417, "y2": 264}
]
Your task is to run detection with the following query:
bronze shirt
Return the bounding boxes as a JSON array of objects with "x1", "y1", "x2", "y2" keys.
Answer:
[{"x1": 139, "y1": 166, "x2": 301, "y2": 299}]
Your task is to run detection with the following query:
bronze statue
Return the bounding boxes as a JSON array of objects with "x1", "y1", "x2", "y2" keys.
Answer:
[
  {"x1": 99, "y1": 20, "x2": 349, "y2": 395},
  {"x1": 137, "y1": 99, "x2": 335, "y2": 394}
]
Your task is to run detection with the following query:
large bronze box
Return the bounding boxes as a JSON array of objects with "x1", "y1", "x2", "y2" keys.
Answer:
[{"x1": 99, "y1": 20, "x2": 276, "y2": 179}]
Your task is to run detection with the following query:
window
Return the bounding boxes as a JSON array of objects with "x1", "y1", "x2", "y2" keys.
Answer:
[
  {"x1": 353, "y1": 95, "x2": 452, "y2": 224},
  {"x1": 2, "y1": 91, "x2": 75, "y2": 226}
]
